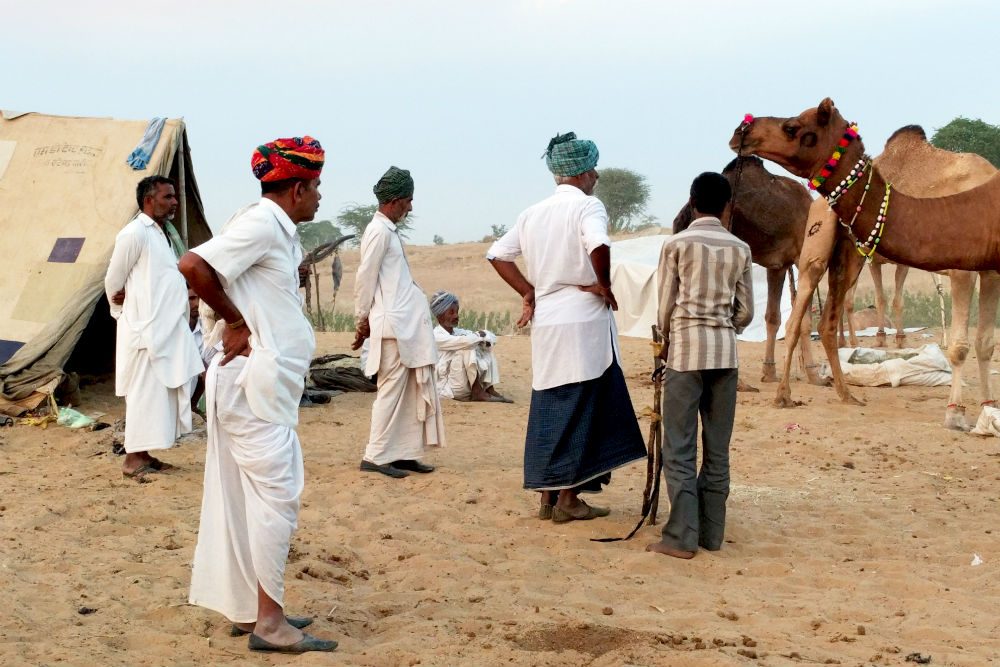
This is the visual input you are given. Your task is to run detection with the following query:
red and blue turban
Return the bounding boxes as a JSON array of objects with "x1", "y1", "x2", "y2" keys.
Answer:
[{"x1": 251, "y1": 136, "x2": 325, "y2": 182}]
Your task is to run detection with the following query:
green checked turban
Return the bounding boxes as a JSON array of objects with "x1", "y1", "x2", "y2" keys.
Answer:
[
  {"x1": 544, "y1": 132, "x2": 599, "y2": 177},
  {"x1": 374, "y1": 166, "x2": 414, "y2": 204}
]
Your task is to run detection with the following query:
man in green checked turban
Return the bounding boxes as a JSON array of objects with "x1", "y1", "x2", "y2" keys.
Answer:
[
  {"x1": 353, "y1": 166, "x2": 444, "y2": 479},
  {"x1": 544, "y1": 131, "x2": 600, "y2": 178},
  {"x1": 373, "y1": 166, "x2": 414, "y2": 205},
  {"x1": 486, "y1": 130, "x2": 646, "y2": 525}
]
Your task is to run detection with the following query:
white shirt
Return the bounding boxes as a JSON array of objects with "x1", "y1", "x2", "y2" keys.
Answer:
[
  {"x1": 192, "y1": 198, "x2": 315, "y2": 427},
  {"x1": 488, "y1": 184, "x2": 618, "y2": 390},
  {"x1": 355, "y1": 211, "x2": 437, "y2": 375},
  {"x1": 105, "y1": 213, "x2": 203, "y2": 394}
]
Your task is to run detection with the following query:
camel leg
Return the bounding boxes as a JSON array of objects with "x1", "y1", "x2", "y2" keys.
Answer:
[
  {"x1": 842, "y1": 283, "x2": 856, "y2": 347},
  {"x1": 774, "y1": 203, "x2": 839, "y2": 407},
  {"x1": 775, "y1": 259, "x2": 823, "y2": 407},
  {"x1": 760, "y1": 267, "x2": 784, "y2": 383},
  {"x1": 892, "y1": 264, "x2": 910, "y2": 348},
  {"x1": 819, "y1": 236, "x2": 865, "y2": 406},
  {"x1": 798, "y1": 299, "x2": 824, "y2": 385},
  {"x1": 869, "y1": 262, "x2": 888, "y2": 348},
  {"x1": 974, "y1": 271, "x2": 1000, "y2": 412},
  {"x1": 787, "y1": 267, "x2": 820, "y2": 383},
  {"x1": 944, "y1": 270, "x2": 975, "y2": 431}
]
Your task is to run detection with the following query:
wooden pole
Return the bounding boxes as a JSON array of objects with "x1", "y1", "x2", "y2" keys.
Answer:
[
  {"x1": 647, "y1": 325, "x2": 664, "y2": 525},
  {"x1": 177, "y1": 128, "x2": 188, "y2": 249},
  {"x1": 312, "y1": 260, "x2": 324, "y2": 331},
  {"x1": 933, "y1": 273, "x2": 948, "y2": 348},
  {"x1": 304, "y1": 262, "x2": 314, "y2": 321}
]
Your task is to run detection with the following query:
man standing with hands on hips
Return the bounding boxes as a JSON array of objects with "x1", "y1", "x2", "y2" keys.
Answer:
[{"x1": 181, "y1": 136, "x2": 338, "y2": 654}]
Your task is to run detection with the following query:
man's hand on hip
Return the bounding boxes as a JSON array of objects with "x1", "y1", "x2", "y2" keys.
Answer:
[
  {"x1": 578, "y1": 283, "x2": 618, "y2": 311},
  {"x1": 517, "y1": 289, "x2": 535, "y2": 328},
  {"x1": 220, "y1": 323, "x2": 252, "y2": 366}
]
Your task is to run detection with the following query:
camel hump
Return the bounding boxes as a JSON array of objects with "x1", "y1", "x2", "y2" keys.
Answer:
[{"x1": 885, "y1": 124, "x2": 927, "y2": 145}]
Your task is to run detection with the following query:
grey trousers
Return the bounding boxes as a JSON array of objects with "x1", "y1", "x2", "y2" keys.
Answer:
[{"x1": 659, "y1": 367, "x2": 737, "y2": 552}]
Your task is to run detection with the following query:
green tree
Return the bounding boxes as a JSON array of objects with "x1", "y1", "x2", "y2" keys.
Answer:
[
  {"x1": 594, "y1": 167, "x2": 652, "y2": 233},
  {"x1": 297, "y1": 219, "x2": 343, "y2": 252},
  {"x1": 336, "y1": 203, "x2": 414, "y2": 246},
  {"x1": 490, "y1": 224, "x2": 507, "y2": 239},
  {"x1": 433, "y1": 234, "x2": 445, "y2": 245},
  {"x1": 931, "y1": 117, "x2": 1000, "y2": 168}
]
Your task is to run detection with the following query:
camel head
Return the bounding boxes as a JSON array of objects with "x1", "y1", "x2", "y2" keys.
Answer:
[{"x1": 729, "y1": 98, "x2": 856, "y2": 180}]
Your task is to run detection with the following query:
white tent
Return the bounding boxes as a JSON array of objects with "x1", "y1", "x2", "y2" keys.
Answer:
[{"x1": 610, "y1": 235, "x2": 794, "y2": 341}]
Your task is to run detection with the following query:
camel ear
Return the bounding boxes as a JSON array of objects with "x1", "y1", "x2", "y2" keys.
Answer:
[{"x1": 817, "y1": 98, "x2": 834, "y2": 127}]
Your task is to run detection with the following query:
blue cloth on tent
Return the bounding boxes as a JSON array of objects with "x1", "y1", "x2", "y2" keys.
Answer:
[{"x1": 126, "y1": 117, "x2": 166, "y2": 170}]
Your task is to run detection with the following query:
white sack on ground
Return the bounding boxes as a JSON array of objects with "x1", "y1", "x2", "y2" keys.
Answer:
[
  {"x1": 819, "y1": 344, "x2": 952, "y2": 387},
  {"x1": 970, "y1": 406, "x2": 1000, "y2": 437}
]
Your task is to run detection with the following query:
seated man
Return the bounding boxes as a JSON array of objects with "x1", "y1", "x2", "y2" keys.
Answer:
[{"x1": 429, "y1": 291, "x2": 511, "y2": 403}]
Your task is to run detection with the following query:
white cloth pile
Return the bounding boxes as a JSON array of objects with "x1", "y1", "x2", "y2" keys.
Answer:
[{"x1": 819, "y1": 344, "x2": 952, "y2": 388}]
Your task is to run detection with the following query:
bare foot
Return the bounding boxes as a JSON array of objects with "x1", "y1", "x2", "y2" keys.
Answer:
[
  {"x1": 645, "y1": 542, "x2": 695, "y2": 559},
  {"x1": 121, "y1": 451, "x2": 154, "y2": 475}
]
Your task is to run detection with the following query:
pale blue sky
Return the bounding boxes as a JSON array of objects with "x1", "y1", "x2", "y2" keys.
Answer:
[{"x1": 5, "y1": 0, "x2": 998, "y2": 243}]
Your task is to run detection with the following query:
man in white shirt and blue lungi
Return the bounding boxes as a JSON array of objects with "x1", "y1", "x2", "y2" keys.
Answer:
[
  {"x1": 487, "y1": 132, "x2": 646, "y2": 523},
  {"x1": 180, "y1": 136, "x2": 337, "y2": 654},
  {"x1": 353, "y1": 167, "x2": 445, "y2": 479}
]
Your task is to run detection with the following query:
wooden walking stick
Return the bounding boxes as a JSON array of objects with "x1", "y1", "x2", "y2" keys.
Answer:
[{"x1": 593, "y1": 324, "x2": 664, "y2": 542}]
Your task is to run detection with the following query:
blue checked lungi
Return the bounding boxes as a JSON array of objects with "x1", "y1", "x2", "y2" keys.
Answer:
[{"x1": 523, "y1": 358, "x2": 645, "y2": 491}]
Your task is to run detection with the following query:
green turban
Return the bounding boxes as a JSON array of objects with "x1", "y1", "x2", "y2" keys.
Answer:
[
  {"x1": 544, "y1": 132, "x2": 599, "y2": 177},
  {"x1": 374, "y1": 166, "x2": 414, "y2": 204}
]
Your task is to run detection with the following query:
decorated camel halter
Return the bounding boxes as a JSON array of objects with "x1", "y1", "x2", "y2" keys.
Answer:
[
  {"x1": 809, "y1": 123, "x2": 860, "y2": 190},
  {"x1": 808, "y1": 122, "x2": 893, "y2": 261}
]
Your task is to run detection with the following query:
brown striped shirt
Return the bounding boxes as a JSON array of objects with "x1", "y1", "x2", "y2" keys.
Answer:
[{"x1": 657, "y1": 217, "x2": 754, "y2": 371}]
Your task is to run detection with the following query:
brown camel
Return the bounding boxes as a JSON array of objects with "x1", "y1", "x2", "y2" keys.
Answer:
[
  {"x1": 876, "y1": 125, "x2": 999, "y2": 430},
  {"x1": 731, "y1": 101, "x2": 1000, "y2": 429},
  {"x1": 672, "y1": 156, "x2": 822, "y2": 386}
]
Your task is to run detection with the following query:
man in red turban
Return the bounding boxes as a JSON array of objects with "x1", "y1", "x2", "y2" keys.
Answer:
[
  {"x1": 181, "y1": 137, "x2": 337, "y2": 653},
  {"x1": 251, "y1": 136, "x2": 325, "y2": 183}
]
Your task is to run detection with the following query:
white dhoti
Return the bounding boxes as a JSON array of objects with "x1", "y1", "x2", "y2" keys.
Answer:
[
  {"x1": 123, "y1": 349, "x2": 193, "y2": 453},
  {"x1": 364, "y1": 339, "x2": 446, "y2": 465},
  {"x1": 439, "y1": 346, "x2": 501, "y2": 400},
  {"x1": 189, "y1": 357, "x2": 304, "y2": 622}
]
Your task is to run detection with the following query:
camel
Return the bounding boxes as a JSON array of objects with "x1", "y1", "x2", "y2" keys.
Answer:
[
  {"x1": 731, "y1": 100, "x2": 1000, "y2": 429},
  {"x1": 672, "y1": 156, "x2": 823, "y2": 386}
]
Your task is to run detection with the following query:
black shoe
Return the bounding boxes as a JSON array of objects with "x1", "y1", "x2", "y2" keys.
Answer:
[
  {"x1": 360, "y1": 460, "x2": 409, "y2": 478},
  {"x1": 392, "y1": 459, "x2": 435, "y2": 473},
  {"x1": 248, "y1": 632, "x2": 337, "y2": 653}
]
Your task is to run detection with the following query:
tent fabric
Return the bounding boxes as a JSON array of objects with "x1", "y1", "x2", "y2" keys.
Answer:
[
  {"x1": 610, "y1": 235, "x2": 793, "y2": 342},
  {"x1": 0, "y1": 111, "x2": 212, "y2": 406}
]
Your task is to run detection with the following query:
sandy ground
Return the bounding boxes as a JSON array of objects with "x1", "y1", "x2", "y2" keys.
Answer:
[{"x1": 2, "y1": 320, "x2": 1000, "y2": 666}]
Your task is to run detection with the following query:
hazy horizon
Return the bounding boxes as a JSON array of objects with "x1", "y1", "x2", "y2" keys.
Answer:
[{"x1": 5, "y1": 0, "x2": 998, "y2": 244}]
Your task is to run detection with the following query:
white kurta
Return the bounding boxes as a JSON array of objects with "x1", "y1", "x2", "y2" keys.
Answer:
[
  {"x1": 433, "y1": 325, "x2": 500, "y2": 400},
  {"x1": 192, "y1": 199, "x2": 315, "y2": 427},
  {"x1": 487, "y1": 184, "x2": 618, "y2": 390},
  {"x1": 188, "y1": 198, "x2": 315, "y2": 621},
  {"x1": 105, "y1": 213, "x2": 203, "y2": 452},
  {"x1": 355, "y1": 212, "x2": 444, "y2": 463},
  {"x1": 355, "y1": 212, "x2": 437, "y2": 376}
]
